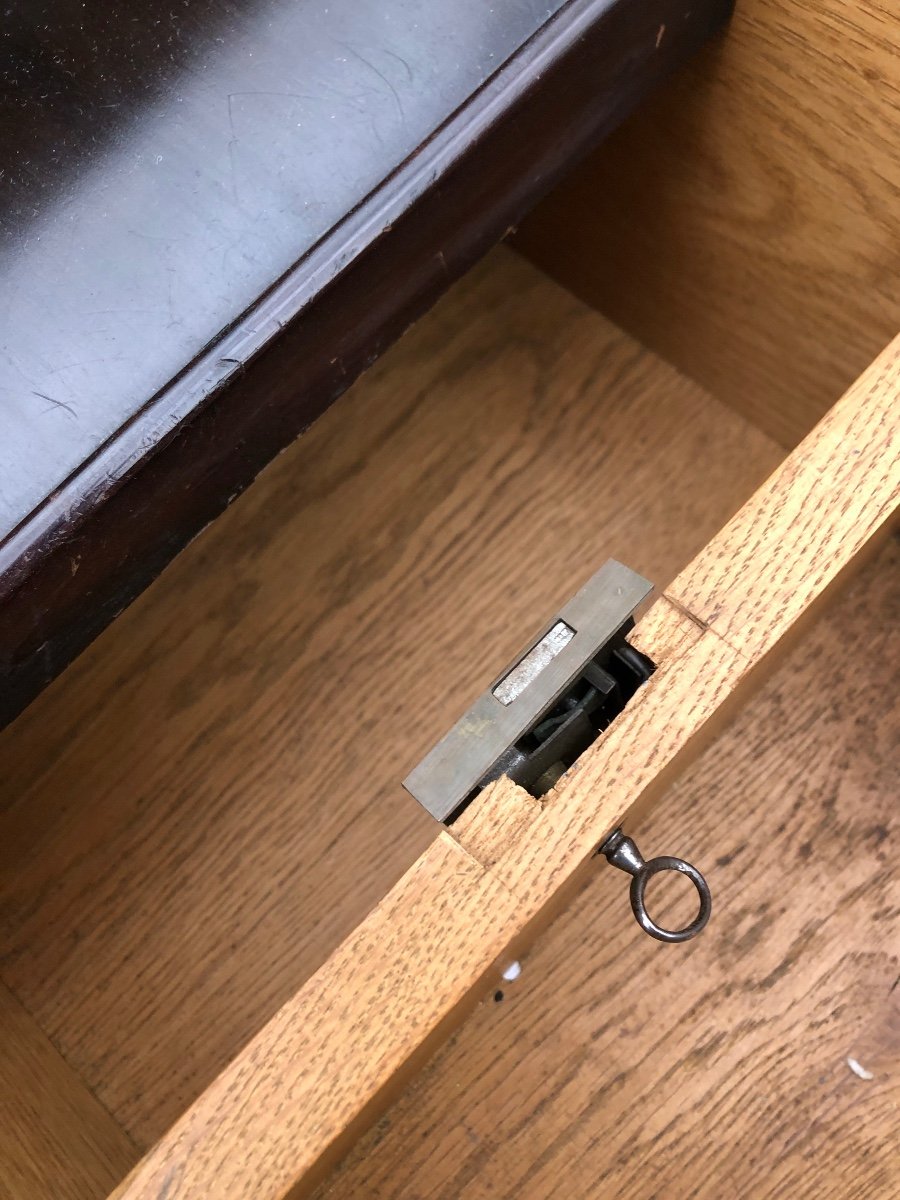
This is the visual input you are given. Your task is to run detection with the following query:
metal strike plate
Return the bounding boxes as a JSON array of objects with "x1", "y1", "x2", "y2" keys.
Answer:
[{"x1": 403, "y1": 560, "x2": 653, "y2": 823}]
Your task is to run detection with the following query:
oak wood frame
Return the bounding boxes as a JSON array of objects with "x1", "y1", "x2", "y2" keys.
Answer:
[{"x1": 110, "y1": 337, "x2": 899, "y2": 1198}]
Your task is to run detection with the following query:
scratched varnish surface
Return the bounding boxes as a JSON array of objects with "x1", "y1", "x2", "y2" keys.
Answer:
[
  {"x1": 316, "y1": 537, "x2": 900, "y2": 1200},
  {"x1": 0, "y1": 248, "x2": 781, "y2": 1154}
]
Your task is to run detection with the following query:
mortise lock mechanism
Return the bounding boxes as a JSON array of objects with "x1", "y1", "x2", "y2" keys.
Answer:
[{"x1": 403, "y1": 560, "x2": 712, "y2": 942}]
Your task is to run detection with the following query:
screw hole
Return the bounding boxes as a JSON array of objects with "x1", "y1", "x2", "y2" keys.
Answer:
[{"x1": 493, "y1": 990, "x2": 504, "y2": 1003}]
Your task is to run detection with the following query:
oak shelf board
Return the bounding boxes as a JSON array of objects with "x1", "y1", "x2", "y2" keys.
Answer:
[
  {"x1": 0, "y1": 249, "x2": 780, "y2": 1156},
  {"x1": 105, "y1": 325, "x2": 898, "y2": 1197},
  {"x1": 0, "y1": 981, "x2": 138, "y2": 1200},
  {"x1": 316, "y1": 534, "x2": 900, "y2": 1200},
  {"x1": 668, "y1": 334, "x2": 900, "y2": 659}
]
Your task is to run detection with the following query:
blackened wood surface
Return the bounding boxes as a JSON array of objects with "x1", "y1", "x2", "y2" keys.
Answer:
[
  {"x1": 0, "y1": 0, "x2": 732, "y2": 727},
  {"x1": 1, "y1": 0, "x2": 568, "y2": 537}
]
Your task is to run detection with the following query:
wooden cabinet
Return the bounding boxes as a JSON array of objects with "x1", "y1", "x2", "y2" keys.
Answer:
[
  {"x1": 1, "y1": 3, "x2": 898, "y2": 1199},
  {"x1": 2, "y1": 249, "x2": 896, "y2": 1199}
]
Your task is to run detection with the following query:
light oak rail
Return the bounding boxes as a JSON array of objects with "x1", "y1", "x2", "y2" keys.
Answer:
[
  {"x1": 108, "y1": 336, "x2": 899, "y2": 1196},
  {"x1": 0, "y1": 250, "x2": 779, "y2": 1185},
  {"x1": 320, "y1": 535, "x2": 900, "y2": 1200}
]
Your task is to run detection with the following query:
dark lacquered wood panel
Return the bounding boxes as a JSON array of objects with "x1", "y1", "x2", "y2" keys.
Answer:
[
  {"x1": 1, "y1": 0, "x2": 566, "y2": 537},
  {"x1": 0, "y1": 0, "x2": 733, "y2": 727}
]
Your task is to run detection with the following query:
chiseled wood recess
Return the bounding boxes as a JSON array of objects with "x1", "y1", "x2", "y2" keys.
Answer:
[
  {"x1": 318, "y1": 535, "x2": 900, "y2": 1200},
  {"x1": 0, "y1": 250, "x2": 780, "y2": 1153},
  {"x1": 492, "y1": 334, "x2": 900, "y2": 913},
  {"x1": 106, "y1": 340, "x2": 897, "y2": 1197},
  {"x1": 0, "y1": 981, "x2": 137, "y2": 1200},
  {"x1": 515, "y1": 0, "x2": 900, "y2": 448}
]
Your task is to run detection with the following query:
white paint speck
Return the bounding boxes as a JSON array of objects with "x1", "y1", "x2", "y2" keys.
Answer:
[
  {"x1": 847, "y1": 1057, "x2": 874, "y2": 1080},
  {"x1": 502, "y1": 961, "x2": 522, "y2": 982}
]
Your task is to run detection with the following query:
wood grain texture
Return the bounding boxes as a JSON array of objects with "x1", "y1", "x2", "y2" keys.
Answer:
[
  {"x1": 515, "y1": 0, "x2": 900, "y2": 447},
  {"x1": 100, "y1": 353, "x2": 897, "y2": 1199},
  {"x1": 669, "y1": 334, "x2": 900, "y2": 658},
  {"x1": 483, "y1": 599, "x2": 740, "y2": 912},
  {"x1": 315, "y1": 535, "x2": 900, "y2": 1200},
  {"x1": 106, "y1": 604, "x2": 716, "y2": 1200},
  {"x1": 453, "y1": 779, "x2": 542, "y2": 870},
  {"x1": 0, "y1": 0, "x2": 733, "y2": 729},
  {"x1": 0, "y1": 249, "x2": 779, "y2": 1152},
  {"x1": 107, "y1": 829, "x2": 528, "y2": 1200},
  {"x1": 486, "y1": 338, "x2": 898, "y2": 925},
  {"x1": 0, "y1": 981, "x2": 137, "y2": 1200}
]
